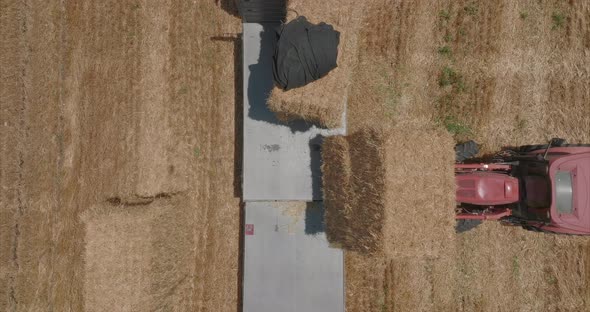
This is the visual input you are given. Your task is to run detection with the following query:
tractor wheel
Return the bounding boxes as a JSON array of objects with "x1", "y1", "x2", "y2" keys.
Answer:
[
  {"x1": 515, "y1": 144, "x2": 548, "y2": 153},
  {"x1": 521, "y1": 225, "x2": 543, "y2": 233},
  {"x1": 455, "y1": 140, "x2": 479, "y2": 163},
  {"x1": 455, "y1": 219, "x2": 482, "y2": 233},
  {"x1": 516, "y1": 143, "x2": 589, "y2": 153},
  {"x1": 500, "y1": 216, "x2": 523, "y2": 226},
  {"x1": 514, "y1": 138, "x2": 572, "y2": 153}
]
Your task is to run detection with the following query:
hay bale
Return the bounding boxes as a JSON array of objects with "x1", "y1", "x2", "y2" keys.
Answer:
[
  {"x1": 266, "y1": 0, "x2": 366, "y2": 128},
  {"x1": 83, "y1": 206, "x2": 156, "y2": 312},
  {"x1": 322, "y1": 119, "x2": 457, "y2": 257},
  {"x1": 83, "y1": 196, "x2": 195, "y2": 312}
]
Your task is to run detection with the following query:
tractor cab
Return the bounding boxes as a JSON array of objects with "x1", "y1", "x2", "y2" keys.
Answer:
[
  {"x1": 534, "y1": 147, "x2": 590, "y2": 234},
  {"x1": 455, "y1": 140, "x2": 590, "y2": 235}
]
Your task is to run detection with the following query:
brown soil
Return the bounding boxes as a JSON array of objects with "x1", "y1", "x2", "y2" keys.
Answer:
[
  {"x1": 1, "y1": 1, "x2": 241, "y2": 311},
  {"x1": 344, "y1": 0, "x2": 590, "y2": 311}
]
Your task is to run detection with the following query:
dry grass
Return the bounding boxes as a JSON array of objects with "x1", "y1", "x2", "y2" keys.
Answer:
[
  {"x1": 2, "y1": 1, "x2": 241, "y2": 311},
  {"x1": 0, "y1": 1, "x2": 25, "y2": 310},
  {"x1": 322, "y1": 136, "x2": 351, "y2": 248},
  {"x1": 341, "y1": 0, "x2": 590, "y2": 311},
  {"x1": 83, "y1": 196, "x2": 197, "y2": 312},
  {"x1": 344, "y1": 253, "x2": 387, "y2": 312},
  {"x1": 266, "y1": 0, "x2": 366, "y2": 128},
  {"x1": 83, "y1": 205, "x2": 157, "y2": 312},
  {"x1": 323, "y1": 130, "x2": 385, "y2": 253},
  {"x1": 434, "y1": 0, "x2": 590, "y2": 150},
  {"x1": 457, "y1": 223, "x2": 590, "y2": 311},
  {"x1": 322, "y1": 119, "x2": 456, "y2": 257},
  {"x1": 347, "y1": 0, "x2": 445, "y2": 133}
]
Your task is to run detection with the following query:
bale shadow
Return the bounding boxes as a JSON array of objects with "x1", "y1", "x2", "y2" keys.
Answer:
[
  {"x1": 210, "y1": 35, "x2": 243, "y2": 199},
  {"x1": 310, "y1": 134, "x2": 324, "y2": 200},
  {"x1": 305, "y1": 201, "x2": 325, "y2": 235},
  {"x1": 209, "y1": 34, "x2": 243, "y2": 312},
  {"x1": 215, "y1": 0, "x2": 240, "y2": 17}
]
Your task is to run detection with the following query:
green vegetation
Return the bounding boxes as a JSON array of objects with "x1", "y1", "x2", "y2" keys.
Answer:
[
  {"x1": 438, "y1": 65, "x2": 466, "y2": 92},
  {"x1": 437, "y1": 45, "x2": 452, "y2": 57},
  {"x1": 512, "y1": 256, "x2": 520, "y2": 276},
  {"x1": 439, "y1": 9, "x2": 451, "y2": 21},
  {"x1": 516, "y1": 117, "x2": 527, "y2": 131},
  {"x1": 443, "y1": 33, "x2": 453, "y2": 43},
  {"x1": 194, "y1": 147, "x2": 201, "y2": 158},
  {"x1": 438, "y1": 66, "x2": 462, "y2": 87},
  {"x1": 440, "y1": 116, "x2": 472, "y2": 136},
  {"x1": 551, "y1": 12, "x2": 566, "y2": 30},
  {"x1": 378, "y1": 82, "x2": 399, "y2": 116},
  {"x1": 546, "y1": 274, "x2": 557, "y2": 285},
  {"x1": 519, "y1": 11, "x2": 529, "y2": 20},
  {"x1": 464, "y1": 3, "x2": 478, "y2": 16},
  {"x1": 458, "y1": 27, "x2": 467, "y2": 37},
  {"x1": 437, "y1": 94, "x2": 453, "y2": 108},
  {"x1": 374, "y1": 66, "x2": 399, "y2": 116}
]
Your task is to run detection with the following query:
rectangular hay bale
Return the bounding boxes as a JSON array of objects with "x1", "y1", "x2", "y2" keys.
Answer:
[
  {"x1": 82, "y1": 196, "x2": 195, "y2": 312},
  {"x1": 322, "y1": 119, "x2": 457, "y2": 257},
  {"x1": 83, "y1": 206, "x2": 157, "y2": 312}
]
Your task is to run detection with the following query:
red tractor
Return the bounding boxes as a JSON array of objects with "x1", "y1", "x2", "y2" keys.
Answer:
[{"x1": 454, "y1": 139, "x2": 590, "y2": 235}]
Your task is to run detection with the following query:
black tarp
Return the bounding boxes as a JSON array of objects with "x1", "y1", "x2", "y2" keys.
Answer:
[{"x1": 272, "y1": 16, "x2": 340, "y2": 90}]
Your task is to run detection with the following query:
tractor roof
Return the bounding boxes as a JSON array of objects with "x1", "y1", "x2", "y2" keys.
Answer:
[{"x1": 548, "y1": 152, "x2": 590, "y2": 234}]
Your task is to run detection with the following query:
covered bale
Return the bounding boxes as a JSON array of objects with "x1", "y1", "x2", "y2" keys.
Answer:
[
  {"x1": 322, "y1": 119, "x2": 457, "y2": 257},
  {"x1": 266, "y1": 0, "x2": 365, "y2": 128}
]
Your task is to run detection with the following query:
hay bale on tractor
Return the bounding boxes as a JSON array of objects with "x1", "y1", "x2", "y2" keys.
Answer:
[
  {"x1": 266, "y1": 0, "x2": 365, "y2": 128},
  {"x1": 322, "y1": 119, "x2": 457, "y2": 257}
]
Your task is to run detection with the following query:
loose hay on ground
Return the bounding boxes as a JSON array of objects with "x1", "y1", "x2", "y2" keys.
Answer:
[
  {"x1": 322, "y1": 119, "x2": 457, "y2": 257},
  {"x1": 266, "y1": 0, "x2": 366, "y2": 128}
]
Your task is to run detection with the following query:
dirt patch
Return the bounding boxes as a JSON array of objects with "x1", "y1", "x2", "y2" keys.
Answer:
[{"x1": 266, "y1": 0, "x2": 366, "y2": 128}]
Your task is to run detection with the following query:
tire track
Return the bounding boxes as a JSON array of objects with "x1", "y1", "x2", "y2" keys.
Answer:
[{"x1": 0, "y1": 2, "x2": 27, "y2": 310}]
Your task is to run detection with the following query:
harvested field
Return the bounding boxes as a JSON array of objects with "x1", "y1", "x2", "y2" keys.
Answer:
[
  {"x1": 266, "y1": 0, "x2": 365, "y2": 128},
  {"x1": 1, "y1": 1, "x2": 241, "y2": 311},
  {"x1": 322, "y1": 119, "x2": 456, "y2": 257},
  {"x1": 341, "y1": 0, "x2": 590, "y2": 311},
  {"x1": 2, "y1": 0, "x2": 590, "y2": 311}
]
